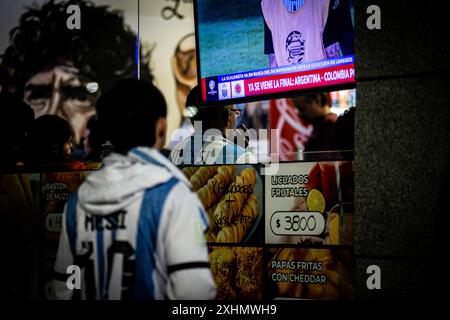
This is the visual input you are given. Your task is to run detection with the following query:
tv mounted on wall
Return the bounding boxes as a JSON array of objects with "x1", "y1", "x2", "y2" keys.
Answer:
[{"x1": 194, "y1": 0, "x2": 355, "y2": 105}]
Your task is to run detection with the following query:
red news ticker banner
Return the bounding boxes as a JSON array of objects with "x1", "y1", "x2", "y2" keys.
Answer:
[{"x1": 244, "y1": 64, "x2": 355, "y2": 97}]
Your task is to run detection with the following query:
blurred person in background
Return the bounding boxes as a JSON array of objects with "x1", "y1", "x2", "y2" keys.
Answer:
[
  {"x1": 334, "y1": 106, "x2": 355, "y2": 160},
  {"x1": 82, "y1": 115, "x2": 107, "y2": 163},
  {"x1": 0, "y1": 92, "x2": 34, "y2": 168},
  {"x1": 0, "y1": 92, "x2": 38, "y2": 299},
  {"x1": 25, "y1": 115, "x2": 85, "y2": 170},
  {"x1": 292, "y1": 92, "x2": 337, "y2": 159},
  {"x1": 170, "y1": 85, "x2": 255, "y2": 165}
]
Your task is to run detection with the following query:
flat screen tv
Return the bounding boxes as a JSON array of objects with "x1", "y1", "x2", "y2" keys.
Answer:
[{"x1": 194, "y1": 0, "x2": 355, "y2": 105}]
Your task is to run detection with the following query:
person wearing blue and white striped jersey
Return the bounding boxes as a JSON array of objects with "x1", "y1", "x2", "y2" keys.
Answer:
[
  {"x1": 170, "y1": 86, "x2": 256, "y2": 166},
  {"x1": 52, "y1": 79, "x2": 216, "y2": 300}
]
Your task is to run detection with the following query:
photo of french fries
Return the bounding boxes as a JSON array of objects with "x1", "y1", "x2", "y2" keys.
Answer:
[
  {"x1": 182, "y1": 165, "x2": 261, "y2": 243},
  {"x1": 266, "y1": 248, "x2": 354, "y2": 300}
]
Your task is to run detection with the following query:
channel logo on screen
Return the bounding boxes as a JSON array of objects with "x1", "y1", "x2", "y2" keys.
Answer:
[
  {"x1": 218, "y1": 82, "x2": 231, "y2": 100},
  {"x1": 231, "y1": 80, "x2": 245, "y2": 98},
  {"x1": 208, "y1": 79, "x2": 217, "y2": 95}
]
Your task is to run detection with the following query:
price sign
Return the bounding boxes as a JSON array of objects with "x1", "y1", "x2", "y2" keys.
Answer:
[
  {"x1": 270, "y1": 211, "x2": 325, "y2": 236},
  {"x1": 45, "y1": 213, "x2": 63, "y2": 233}
]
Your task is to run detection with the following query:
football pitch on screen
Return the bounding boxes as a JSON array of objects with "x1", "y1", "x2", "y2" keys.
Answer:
[{"x1": 198, "y1": 2, "x2": 267, "y2": 78}]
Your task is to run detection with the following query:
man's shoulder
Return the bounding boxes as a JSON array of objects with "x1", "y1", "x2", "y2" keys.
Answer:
[
  {"x1": 221, "y1": 141, "x2": 257, "y2": 164},
  {"x1": 223, "y1": 140, "x2": 246, "y2": 153},
  {"x1": 142, "y1": 175, "x2": 190, "y2": 199}
]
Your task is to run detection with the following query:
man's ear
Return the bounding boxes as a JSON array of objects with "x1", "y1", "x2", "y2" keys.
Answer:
[{"x1": 154, "y1": 117, "x2": 167, "y2": 150}]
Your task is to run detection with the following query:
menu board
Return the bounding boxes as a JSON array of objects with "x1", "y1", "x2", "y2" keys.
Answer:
[
  {"x1": 265, "y1": 161, "x2": 354, "y2": 245},
  {"x1": 209, "y1": 246, "x2": 264, "y2": 300},
  {"x1": 265, "y1": 247, "x2": 354, "y2": 299},
  {"x1": 26, "y1": 160, "x2": 355, "y2": 300},
  {"x1": 39, "y1": 171, "x2": 87, "y2": 299},
  {"x1": 263, "y1": 161, "x2": 355, "y2": 299},
  {"x1": 181, "y1": 161, "x2": 355, "y2": 300}
]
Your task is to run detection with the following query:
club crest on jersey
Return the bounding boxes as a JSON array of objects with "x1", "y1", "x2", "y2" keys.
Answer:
[{"x1": 286, "y1": 31, "x2": 305, "y2": 64}]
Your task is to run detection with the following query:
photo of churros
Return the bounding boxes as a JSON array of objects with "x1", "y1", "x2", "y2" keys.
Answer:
[{"x1": 181, "y1": 165, "x2": 263, "y2": 244}]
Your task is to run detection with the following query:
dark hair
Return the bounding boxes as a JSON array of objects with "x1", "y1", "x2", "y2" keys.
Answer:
[
  {"x1": 185, "y1": 85, "x2": 202, "y2": 109},
  {"x1": 1, "y1": 0, "x2": 152, "y2": 96},
  {"x1": 27, "y1": 114, "x2": 73, "y2": 163},
  {"x1": 305, "y1": 92, "x2": 331, "y2": 107},
  {"x1": 86, "y1": 115, "x2": 106, "y2": 150},
  {"x1": 334, "y1": 107, "x2": 355, "y2": 159},
  {"x1": 187, "y1": 85, "x2": 229, "y2": 134},
  {"x1": 160, "y1": 148, "x2": 172, "y2": 159},
  {"x1": 193, "y1": 107, "x2": 230, "y2": 134},
  {"x1": 96, "y1": 79, "x2": 167, "y2": 153}
]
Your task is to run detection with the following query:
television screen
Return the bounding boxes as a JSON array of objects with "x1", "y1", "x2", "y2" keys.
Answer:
[{"x1": 195, "y1": 0, "x2": 355, "y2": 104}]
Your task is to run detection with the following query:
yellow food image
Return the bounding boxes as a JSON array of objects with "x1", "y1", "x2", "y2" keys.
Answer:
[
  {"x1": 326, "y1": 212, "x2": 355, "y2": 245},
  {"x1": 307, "y1": 189, "x2": 326, "y2": 213},
  {"x1": 269, "y1": 248, "x2": 354, "y2": 299},
  {"x1": 190, "y1": 166, "x2": 218, "y2": 191},
  {"x1": 268, "y1": 248, "x2": 308, "y2": 297},
  {"x1": 210, "y1": 247, "x2": 262, "y2": 300},
  {"x1": 328, "y1": 213, "x2": 340, "y2": 245},
  {"x1": 235, "y1": 247, "x2": 263, "y2": 299},
  {"x1": 214, "y1": 167, "x2": 256, "y2": 228},
  {"x1": 205, "y1": 202, "x2": 219, "y2": 231},
  {"x1": 216, "y1": 193, "x2": 258, "y2": 243},
  {"x1": 209, "y1": 247, "x2": 238, "y2": 299},
  {"x1": 197, "y1": 166, "x2": 235, "y2": 209},
  {"x1": 183, "y1": 165, "x2": 259, "y2": 244},
  {"x1": 181, "y1": 166, "x2": 199, "y2": 180},
  {"x1": 204, "y1": 230, "x2": 217, "y2": 242}
]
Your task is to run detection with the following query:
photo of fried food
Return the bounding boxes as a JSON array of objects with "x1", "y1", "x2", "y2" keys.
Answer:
[
  {"x1": 216, "y1": 193, "x2": 258, "y2": 243},
  {"x1": 235, "y1": 247, "x2": 263, "y2": 299},
  {"x1": 197, "y1": 166, "x2": 234, "y2": 209},
  {"x1": 181, "y1": 166, "x2": 199, "y2": 180},
  {"x1": 182, "y1": 165, "x2": 261, "y2": 243},
  {"x1": 209, "y1": 247, "x2": 237, "y2": 299},
  {"x1": 214, "y1": 167, "x2": 256, "y2": 227},
  {"x1": 267, "y1": 248, "x2": 354, "y2": 300},
  {"x1": 209, "y1": 247, "x2": 263, "y2": 300},
  {"x1": 189, "y1": 166, "x2": 218, "y2": 191}
]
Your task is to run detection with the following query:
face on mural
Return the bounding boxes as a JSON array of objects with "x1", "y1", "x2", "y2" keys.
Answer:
[
  {"x1": 2, "y1": 1, "x2": 147, "y2": 147},
  {"x1": 23, "y1": 65, "x2": 97, "y2": 144}
]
